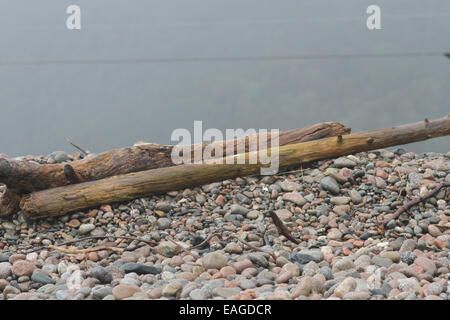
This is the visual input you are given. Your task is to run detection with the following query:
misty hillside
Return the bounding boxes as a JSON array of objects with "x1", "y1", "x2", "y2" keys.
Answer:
[{"x1": 0, "y1": 0, "x2": 449, "y2": 156}]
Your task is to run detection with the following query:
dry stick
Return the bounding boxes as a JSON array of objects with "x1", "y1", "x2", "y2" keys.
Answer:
[
  {"x1": 48, "y1": 244, "x2": 124, "y2": 254},
  {"x1": 64, "y1": 137, "x2": 89, "y2": 157},
  {"x1": 189, "y1": 233, "x2": 220, "y2": 250},
  {"x1": 380, "y1": 181, "x2": 450, "y2": 232},
  {"x1": 229, "y1": 234, "x2": 277, "y2": 261},
  {"x1": 165, "y1": 235, "x2": 195, "y2": 256},
  {"x1": 269, "y1": 210, "x2": 300, "y2": 244},
  {"x1": 26, "y1": 235, "x2": 156, "y2": 253}
]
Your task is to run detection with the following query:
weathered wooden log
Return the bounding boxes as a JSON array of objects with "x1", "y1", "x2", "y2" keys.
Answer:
[
  {"x1": 0, "y1": 122, "x2": 349, "y2": 193},
  {"x1": 0, "y1": 122, "x2": 349, "y2": 216},
  {"x1": 0, "y1": 187, "x2": 21, "y2": 216},
  {"x1": 21, "y1": 116, "x2": 450, "y2": 219}
]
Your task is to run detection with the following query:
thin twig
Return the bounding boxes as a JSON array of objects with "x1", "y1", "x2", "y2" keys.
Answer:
[
  {"x1": 189, "y1": 233, "x2": 220, "y2": 250},
  {"x1": 48, "y1": 244, "x2": 124, "y2": 254},
  {"x1": 64, "y1": 137, "x2": 89, "y2": 156},
  {"x1": 380, "y1": 181, "x2": 450, "y2": 232},
  {"x1": 25, "y1": 235, "x2": 156, "y2": 253},
  {"x1": 228, "y1": 235, "x2": 277, "y2": 261},
  {"x1": 165, "y1": 235, "x2": 195, "y2": 256},
  {"x1": 268, "y1": 210, "x2": 300, "y2": 244}
]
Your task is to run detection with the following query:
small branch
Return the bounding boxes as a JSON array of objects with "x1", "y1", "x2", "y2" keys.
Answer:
[
  {"x1": 48, "y1": 244, "x2": 124, "y2": 254},
  {"x1": 269, "y1": 210, "x2": 300, "y2": 244},
  {"x1": 26, "y1": 235, "x2": 156, "y2": 253},
  {"x1": 165, "y1": 235, "x2": 195, "y2": 256},
  {"x1": 229, "y1": 234, "x2": 277, "y2": 261},
  {"x1": 190, "y1": 233, "x2": 219, "y2": 250},
  {"x1": 64, "y1": 137, "x2": 89, "y2": 156},
  {"x1": 380, "y1": 181, "x2": 450, "y2": 232}
]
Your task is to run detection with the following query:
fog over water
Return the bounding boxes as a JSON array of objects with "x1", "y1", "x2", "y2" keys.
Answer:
[{"x1": 0, "y1": 0, "x2": 449, "y2": 157}]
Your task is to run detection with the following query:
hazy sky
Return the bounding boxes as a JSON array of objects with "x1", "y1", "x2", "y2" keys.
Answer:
[{"x1": 0, "y1": 0, "x2": 449, "y2": 156}]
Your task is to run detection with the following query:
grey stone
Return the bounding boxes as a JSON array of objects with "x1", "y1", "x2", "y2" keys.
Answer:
[
  {"x1": 31, "y1": 270, "x2": 56, "y2": 285},
  {"x1": 371, "y1": 256, "x2": 393, "y2": 268},
  {"x1": 157, "y1": 218, "x2": 171, "y2": 230},
  {"x1": 320, "y1": 176, "x2": 340, "y2": 194},
  {"x1": 48, "y1": 151, "x2": 71, "y2": 163},
  {"x1": 408, "y1": 173, "x2": 423, "y2": 189},
  {"x1": 230, "y1": 204, "x2": 249, "y2": 215},
  {"x1": 246, "y1": 210, "x2": 260, "y2": 220},
  {"x1": 319, "y1": 266, "x2": 333, "y2": 280},
  {"x1": 92, "y1": 285, "x2": 113, "y2": 300},
  {"x1": 279, "y1": 180, "x2": 302, "y2": 192},
  {"x1": 302, "y1": 261, "x2": 319, "y2": 277},
  {"x1": 399, "y1": 239, "x2": 416, "y2": 253},
  {"x1": 212, "y1": 287, "x2": 241, "y2": 298},
  {"x1": 155, "y1": 202, "x2": 172, "y2": 212},
  {"x1": 350, "y1": 189, "x2": 363, "y2": 204},
  {"x1": 248, "y1": 253, "x2": 269, "y2": 268},
  {"x1": 55, "y1": 290, "x2": 71, "y2": 300},
  {"x1": 91, "y1": 266, "x2": 113, "y2": 284},
  {"x1": 236, "y1": 193, "x2": 250, "y2": 204},
  {"x1": 78, "y1": 223, "x2": 95, "y2": 235},
  {"x1": 0, "y1": 262, "x2": 12, "y2": 279},
  {"x1": 334, "y1": 157, "x2": 357, "y2": 168},
  {"x1": 121, "y1": 263, "x2": 160, "y2": 275},
  {"x1": 332, "y1": 257, "x2": 355, "y2": 272},
  {"x1": 0, "y1": 254, "x2": 12, "y2": 263},
  {"x1": 289, "y1": 253, "x2": 315, "y2": 265},
  {"x1": 239, "y1": 279, "x2": 256, "y2": 289},
  {"x1": 202, "y1": 252, "x2": 228, "y2": 270},
  {"x1": 189, "y1": 288, "x2": 211, "y2": 300},
  {"x1": 400, "y1": 252, "x2": 417, "y2": 265},
  {"x1": 299, "y1": 249, "x2": 323, "y2": 262}
]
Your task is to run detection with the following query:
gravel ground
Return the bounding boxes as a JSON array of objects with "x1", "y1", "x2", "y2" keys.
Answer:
[{"x1": 0, "y1": 148, "x2": 449, "y2": 300}]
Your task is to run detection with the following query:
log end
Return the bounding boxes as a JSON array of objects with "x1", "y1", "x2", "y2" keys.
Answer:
[{"x1": 0, "y1": 188, "x2": 21, "y2": 217}]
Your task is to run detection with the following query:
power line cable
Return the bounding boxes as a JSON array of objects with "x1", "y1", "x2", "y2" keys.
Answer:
[
  {"x1": 1, "y1": 13, "x2": 450, "y2": 29},
  {"x1": 0, "y1": 52, "x2": 448, "y2": 67}
]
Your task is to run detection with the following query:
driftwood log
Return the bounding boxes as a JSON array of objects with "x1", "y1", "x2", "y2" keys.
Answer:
[
  {"x1": 0, "y1": 122, "x2": 350, "y2": 216},
  {"x1": 20, "y1": 116, "x2": 450, "y2": 219}
]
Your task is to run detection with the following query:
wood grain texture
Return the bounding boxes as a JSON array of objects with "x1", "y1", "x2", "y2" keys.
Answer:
[
  {"x1": 0, "y1": 122, "x2": 349, "y2": 193},
  {"x1": 1, "y1": 122, "x2": 349, "y2": 216},
  {"x1": 20, "y1": 116, "x2": 450, "y2": 219}
]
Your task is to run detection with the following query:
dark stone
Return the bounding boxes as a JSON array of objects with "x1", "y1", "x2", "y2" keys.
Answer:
[
  {"x1": 360, "y1": 232, "x2": 371, "y2": 241},
  {"x1": 386, "y1": 220, "x2": 396, "y2": 230},
  {"x1": 236, "y1": 193, "x2": 250, "y2": 204},
  {"x1": 192, "y1": 235, "x2": 209, "y2": 249},
  {"x1": 370, "y1": 283, "x2": 392, "y2": 298},
  {"x1": 341, "y1": 214, "x2": 352, "y2": 221},
  {"x1": 120, "y1": 263, "x2": 160, "y2": 275},
  {"x1": 319, "y1": 266, "x2": 333, "y2": 280},
  {"x1": 288, "y1": 253, "x2": 315, "y2": 265},
  {"x1": 91, "y1": 266, "x2": 113, "y2": 284},
  {"x1": 352, "y1": 170, "x2": 365, "y2": 178},
  {"x1": 0, "y1": 253, "x2": 12, "y2": 263},
  {"x1": 31, "y1": 270, "x2": 56, "y2": 285},
  {"x1": 400, "y1": 251, "x2": 417, "y2": 265}
]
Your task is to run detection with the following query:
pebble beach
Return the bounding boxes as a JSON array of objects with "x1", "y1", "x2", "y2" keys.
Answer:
[{"x1": 0, "y1": 148, "x2": 449, "y2": 300}]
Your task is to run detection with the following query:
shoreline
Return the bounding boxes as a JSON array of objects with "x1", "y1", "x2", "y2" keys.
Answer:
[{"x1": 0, "y1": 148, "x2": 449, "y2": 300}]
